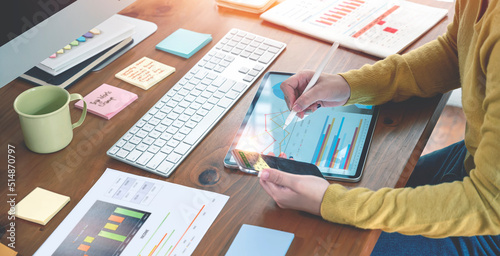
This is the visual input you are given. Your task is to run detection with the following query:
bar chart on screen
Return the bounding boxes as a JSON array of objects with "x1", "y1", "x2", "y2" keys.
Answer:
[
  {"x1": 35, "y1": 169, "x2": 229, "y2": 256},
  {"x1": 309, "y1": 113, "x2": 371, "y2": 174},
  {"x1": 236, "y1": 104, "x2": 373, "y2": 176}
]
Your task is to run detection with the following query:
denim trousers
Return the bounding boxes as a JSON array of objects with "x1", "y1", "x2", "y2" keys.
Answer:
[{"x1": 371, "y1": 141, "x2": 500, "y2": 256}]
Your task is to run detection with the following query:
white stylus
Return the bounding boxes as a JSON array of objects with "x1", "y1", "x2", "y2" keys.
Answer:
[{"x1": 282, "y1": 41, "x2": 340, "y2": 129}]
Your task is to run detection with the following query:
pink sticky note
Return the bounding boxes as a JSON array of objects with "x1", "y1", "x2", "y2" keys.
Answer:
[{"x1": 75, "y1": 84, "x2": 138, "y2": 120}]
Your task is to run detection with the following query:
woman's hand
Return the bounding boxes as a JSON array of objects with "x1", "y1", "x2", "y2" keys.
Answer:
[
  {"x1": 281, "y1": 71, "x2": 351, "y2": 118},
  {"x1": 259, "y1": 168, "x2": 330, "y2": 216}
]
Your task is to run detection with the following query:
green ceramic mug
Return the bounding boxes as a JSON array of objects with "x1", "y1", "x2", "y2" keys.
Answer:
[{"x1": 13, "y1": 86, "x2": 87, "y2": 153}]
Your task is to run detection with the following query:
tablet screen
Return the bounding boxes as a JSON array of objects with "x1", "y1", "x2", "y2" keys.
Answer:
[{"x1": 224, "y1": 72, "x2": 378, "y2": 181}]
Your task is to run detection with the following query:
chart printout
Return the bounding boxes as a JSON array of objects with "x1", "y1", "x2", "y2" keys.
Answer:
[
  {"x1": 35, "y1": 168, "x2": 229, "y2": 256},
  {"x1": 261, "y1": 0, "x2": 448, "y2": 57},
  {"x1": 235, "y1": 73, "x2": 375, "y2": 176}
]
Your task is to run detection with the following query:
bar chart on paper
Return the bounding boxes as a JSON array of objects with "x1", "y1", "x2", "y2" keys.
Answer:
[
  {"x1": 261, "y1": 0, "x2": 448, "y2": 57},
  {"x1": 53, "y1": 201, "x2": 151, "y2": 255},
  {"x1": 35, "y1": 169, "x2": 229, "y2": 256}
]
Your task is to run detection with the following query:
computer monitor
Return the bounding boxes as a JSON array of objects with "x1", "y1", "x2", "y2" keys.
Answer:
[{"x1": 0, "y1": 0, "x2": 136, "y2": 88}]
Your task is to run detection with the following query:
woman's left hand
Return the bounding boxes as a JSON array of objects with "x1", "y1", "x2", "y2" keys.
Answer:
[{"x1": 259, "y1": 168, "x2": 330, "y2": 216}]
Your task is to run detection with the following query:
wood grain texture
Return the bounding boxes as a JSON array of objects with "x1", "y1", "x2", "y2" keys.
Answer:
[
  {"x1": 422, "y1": 106, "x2": 466, "y2": 156},
  {"x1": 0, "y1": 0, "x2": 455, "y2": 255}
]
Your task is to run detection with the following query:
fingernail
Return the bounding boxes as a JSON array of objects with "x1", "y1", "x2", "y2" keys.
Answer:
[
  {"x1": 289, "y1": 156, "x2": 294, "y2": 159},
  {"x1": 317, "y1": 104, "x2": 321, "y2": 109},
  {"x1": 260, "y1": 170, "x2": 269, "y2": 179},
  {"x1": 292, "y1": 104, "x2": 302, "y2": 112}
]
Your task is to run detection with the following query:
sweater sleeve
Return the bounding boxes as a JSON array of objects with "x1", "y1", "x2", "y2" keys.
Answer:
[
  {"x1": 340, "y1": 14, "x2": 460, "y2": 106},
  {"x1": 320, "y1": 7, "x2": 500, "y2": 238}
]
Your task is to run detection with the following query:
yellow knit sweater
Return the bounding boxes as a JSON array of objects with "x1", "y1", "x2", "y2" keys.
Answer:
[{"x1": 321, "y1": 0, "x2": 500, "y2": 238}]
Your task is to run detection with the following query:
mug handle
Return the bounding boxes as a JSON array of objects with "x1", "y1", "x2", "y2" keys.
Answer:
[{"x1": 69, "y1": 93, "x2": 87, "y2": 129}]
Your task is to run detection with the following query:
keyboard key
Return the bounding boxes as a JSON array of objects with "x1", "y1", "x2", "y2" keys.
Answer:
[
  {"x1": 161, "y1": 145, "x2": 174, "y2": 154},
  {"x1": 136, "y1": 143, "x2": 148, "y2": 151},
  {"x1": 147, "y1": 152, "x2": 167, "y2": 169},
  {"x1": 226, "y1": 90, "x2": 240, "y2": 100},
  {"x1": 175, "y1": 142, "x2": 191, "y2": 155},
  {"x1": 136, "y1": 152, "x2": 154, "y2": 166},
  {"x1": 123, "y1": 143, "x2": 135, "y2": 151},
  {"x1": 157, "y1": 160, "x2": 174, "y2": 174},
  {"x1": 184, "y1": 106, "x2": 224, "y2": 145},
  {"x1": 126, "y1": 150, "x2": 142, "y2": 162},
  {"x1": 219, "y1": 80, "x2": 235, "y2": 92},
  {"x1": 109, "y1": 146, "x2": 119, "y2": 155},
  {"x1": 218, "y1": 97, "x2": 233, "y2": 108},
  {"x1": 147, "y1": 145, "x2": 161, "y2": 154},
  {"x1": 167, "y1": 152, "x2": 182, "y2": 163},
  {"x1": 154, "y1": 139, "x2": 167, "y2": 147},
  {"x1": 243, "y1": 75, "x2": 254, "y2": 82},
  {"x1": 258, "y1": 52, "x2": 275, "y2": 64},
  {"x1": 174, "y1": 133, "x2": 185, "y2": 141},
  {"x1": 117, "y1": 139, "x2": 126, "y2": 147},
  {"x1": 233, "y1": 83, "x2": 247, "y2": 92},
  {"x1": 167, "y1": 139, "x2": 180, "y2": 148},
  {"x1": 116, "y1": 149, "x2": 129, "y2": 158}
]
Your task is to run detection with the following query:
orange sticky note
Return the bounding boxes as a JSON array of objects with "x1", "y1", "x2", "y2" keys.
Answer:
[{"x1": 0, "y1": 242, "x2": 17, "y2": 256}]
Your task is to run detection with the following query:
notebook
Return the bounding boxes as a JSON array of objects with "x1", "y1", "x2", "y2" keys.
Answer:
[
  {"x1": 37, "y1": 15, "x2": 135, "y2": 76},
  {"x1": 261, "y1": 0, "x2": 448, "y2": 58}
]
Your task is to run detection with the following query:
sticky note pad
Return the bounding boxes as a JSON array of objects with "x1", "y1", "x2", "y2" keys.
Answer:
[
  {"x1": 225, "y1": 224, "x2": 294, "y2": 256},
  {"x1": 0, "y1": 243, "x2": 17, "y2": 256},
  {"x1": 15, "y1": 187, "x2": 70, "y2": 225},
  {"x1": 115, "y1": 57, "x2": 175, "y2": 90},
  {"x1": 75, "y1": 83, "x2": 138, "y2": 120},
  {"x1": 156, "y1": 28, "x2": 212, "y2": 58}
]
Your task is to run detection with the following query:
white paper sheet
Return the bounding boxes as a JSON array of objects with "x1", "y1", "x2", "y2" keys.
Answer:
[{"x1": 35, "y1": 168, "x2": 229, "y2": 256}]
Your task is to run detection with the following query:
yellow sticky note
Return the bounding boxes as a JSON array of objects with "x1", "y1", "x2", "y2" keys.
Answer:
[
  {"x1": 254, "y1": 156, "x2": 270, "y2": 171},
  {"x1": 15, "y1": 187, "x2": 70, "y2": 225},
  {"x1": 115, "y1": 57, "x2": 175, "y2": 90}
]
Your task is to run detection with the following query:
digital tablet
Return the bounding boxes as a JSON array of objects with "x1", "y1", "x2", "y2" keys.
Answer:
[{"x1": 223, "y1": 71, "x2": 379, "y2": 182}]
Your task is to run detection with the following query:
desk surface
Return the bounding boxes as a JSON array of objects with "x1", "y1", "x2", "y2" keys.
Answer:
[{"x1": 0, "y1": 0, "x2": 455, "y2": 255}]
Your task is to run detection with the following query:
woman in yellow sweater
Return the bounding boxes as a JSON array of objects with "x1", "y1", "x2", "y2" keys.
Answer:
[{"x1": 259, "y1": 0, "x2": 500, "y2": 254}]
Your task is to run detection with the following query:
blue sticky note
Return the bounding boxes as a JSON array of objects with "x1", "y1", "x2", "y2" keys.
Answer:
[
  {"x1": 225, "y1": 224, "x2": 294, "y2": 256},
  {"x1": 156, "y1": 28, "x2": 212, "y2": 58}
]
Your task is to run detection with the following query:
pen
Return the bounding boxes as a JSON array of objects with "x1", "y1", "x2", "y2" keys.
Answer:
[{"x1": 283, "y1": 41, "x2": 340, "y2": 129}]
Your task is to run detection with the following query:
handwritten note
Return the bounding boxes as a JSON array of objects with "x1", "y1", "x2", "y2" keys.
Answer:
[
  {"x1": 115, "y1": 57, "x2": 175, "y2": 90},
  {"x1": 75, "y1": 84, "x2": 138, "y2": 120}
]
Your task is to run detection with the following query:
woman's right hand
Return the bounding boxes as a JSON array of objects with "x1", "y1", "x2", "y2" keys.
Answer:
[{"x1": 281, "y1": 71, "x2": 351, "y2": 118}]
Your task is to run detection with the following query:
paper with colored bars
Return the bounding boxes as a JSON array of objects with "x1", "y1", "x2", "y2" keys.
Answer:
[
  {"x1": 261, "y1": 0, "x2": 448, "y2": 58},
  {"x1": 34, "y1": 168, "x2": 229, "y2": 256},
  {"x1": 234, "y1": 73, "x2": 375, "y2": 177}
]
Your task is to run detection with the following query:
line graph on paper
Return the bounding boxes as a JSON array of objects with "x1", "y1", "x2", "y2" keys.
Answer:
[{"x1": 234, "y1": 73, "x2": 374, "y2": 176}]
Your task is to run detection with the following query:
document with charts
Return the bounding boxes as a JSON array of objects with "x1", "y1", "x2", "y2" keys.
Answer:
[
  {"x1": 35, "y1": 168, "x2": 229, "y2": 256},
  {"x1": 261, "y1": 0, "x2": 448, "y2": 58}
]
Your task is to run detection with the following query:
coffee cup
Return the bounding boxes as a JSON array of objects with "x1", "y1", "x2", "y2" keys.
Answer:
[{"x1": 13, "y1": 86, "x2": 87, "y2": 153}]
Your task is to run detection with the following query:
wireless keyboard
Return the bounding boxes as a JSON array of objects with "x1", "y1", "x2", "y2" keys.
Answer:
[{"x1": 107, "y1": 28, "x2": 286, "y2": 177}]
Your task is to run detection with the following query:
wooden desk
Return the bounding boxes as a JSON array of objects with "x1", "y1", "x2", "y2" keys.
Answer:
[{"x1": 0, "y1": 0, "x2": 455, "y2": 255}]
